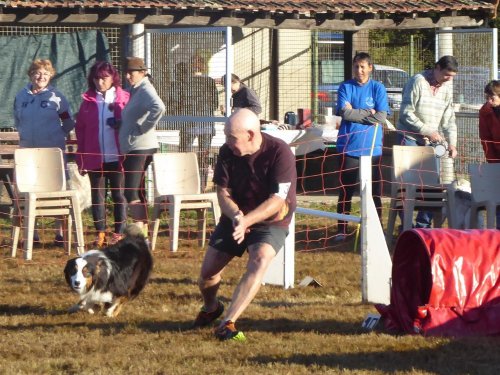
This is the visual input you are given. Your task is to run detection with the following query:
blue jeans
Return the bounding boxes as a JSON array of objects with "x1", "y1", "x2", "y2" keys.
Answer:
[{"x1": 397, "y1": 134, "x2": 433, "y2": 229}]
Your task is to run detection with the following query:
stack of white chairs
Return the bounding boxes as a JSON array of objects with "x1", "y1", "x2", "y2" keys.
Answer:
[
  {"x1": 386, "y1": 145, "x2": 455, "y2": 244},
  {"x1": 151, "y1": 152, "x2": 220, "y2": 252},
  {"x1": 11, "y1": 147, "x2": 85, "y2": 260},
  {"x1": 468, "y1": 163, "x2": 500, "y2": 228}
]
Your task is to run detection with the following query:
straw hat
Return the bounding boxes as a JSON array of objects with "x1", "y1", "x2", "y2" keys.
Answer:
[{"x1": 126, "y1": 57, "x2": 148, "y2": 71}]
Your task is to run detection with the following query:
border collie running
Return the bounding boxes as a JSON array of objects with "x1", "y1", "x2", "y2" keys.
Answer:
[{"x1": 63, "y1": 224, "x2": 153, "y2": 317}]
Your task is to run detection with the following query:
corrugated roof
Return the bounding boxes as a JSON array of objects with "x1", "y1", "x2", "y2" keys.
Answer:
[{"x1": 0, "y1": 1, "x2": 497, "y2": 16}]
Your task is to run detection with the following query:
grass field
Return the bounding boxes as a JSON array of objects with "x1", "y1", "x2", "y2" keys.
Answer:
[{"x1": 0, "y1": 217, "x2": 499, "y2": 375}]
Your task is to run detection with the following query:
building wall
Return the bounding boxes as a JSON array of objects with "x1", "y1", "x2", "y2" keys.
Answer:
[
  {"x1": 232, "y1": 28, "x2": 271, "y2": 119},
  {"x1": 232, "y1": 28, "x2": 312, "y2": 123},
  {"x1": 278, "y1": 29, "x2": 312, "y2": 123}
]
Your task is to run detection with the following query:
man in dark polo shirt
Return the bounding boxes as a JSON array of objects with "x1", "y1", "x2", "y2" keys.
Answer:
[{"x1": 192, "y1": 108, "x2": 296, "y2": 341}]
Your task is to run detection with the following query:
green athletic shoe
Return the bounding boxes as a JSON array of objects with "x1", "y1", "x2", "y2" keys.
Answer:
[
  {"x1": 214, "y1": 320, "x2": 246, "y2": 342},
  {"x1": 192, "y1": 300, "x2": 224, "y2": 328}
]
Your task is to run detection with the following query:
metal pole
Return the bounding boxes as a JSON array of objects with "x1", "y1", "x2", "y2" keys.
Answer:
[
  {"x1": 344, "y1": 31, "x2": 353, "y2": 81},
  {"x1": 312, "y1": 31, "x2": 319, "y2": 122},
  {"x1": 130, "y1": 23, "x2": 145, "y2": 58},
  {"x1": 493, "y1": 28, "x2": 498, "y2": 80},
  {"x1": 409, "y1": 34, "x2": 414, "y2": 76},
  {"x1": 270, "y1": 29, "x2": 280, "y2": 120},
  {"x1": 225, "y1": 27, "x2": 233, "y2": 117}
]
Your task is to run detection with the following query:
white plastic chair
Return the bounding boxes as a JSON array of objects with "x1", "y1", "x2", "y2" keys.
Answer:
[
  {"x1": 11, "y1": 148, "x2": 85, "y2": 260},
  {"x1": 151, "y1": 152, "x2": 220, "y2": 252},
  {"x1": 468, "y1": 163, "x2": 500, "y2": 228},
  {"x1": 386, "y1": 145, "x2": 454, "y2": 244}
]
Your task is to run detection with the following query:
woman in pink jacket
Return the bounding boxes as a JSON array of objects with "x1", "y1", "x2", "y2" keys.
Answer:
[{"x1": 75, "y1": 61, "x2": 130, "y2": 246}]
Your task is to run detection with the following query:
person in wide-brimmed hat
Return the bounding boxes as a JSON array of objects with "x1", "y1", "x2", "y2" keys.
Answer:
[
  {"x1": 125, "y1": 57, "x2": 148, "y2": 72},
  {"x1": 120, "y1": 56, "x2": 165, "y2": 243}
]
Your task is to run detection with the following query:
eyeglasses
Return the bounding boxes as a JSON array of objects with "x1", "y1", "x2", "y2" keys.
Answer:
[{"x1": 32, "y1": 71, "x2": 51, "y2": 78}]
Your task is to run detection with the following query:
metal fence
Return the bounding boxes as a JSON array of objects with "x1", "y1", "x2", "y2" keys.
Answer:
[
  {"x1": 456, "y1": 111, "x2": 485, "y2": 177},
  {"x1": 145, "y1": 27, "x2": 494, "y2": 190},
  {"x1": 437, "y1": 28, "x2": 498, "y2": 111},
  {"x1": 147, "y1": 27, "x2": 228, "y2": 191}
]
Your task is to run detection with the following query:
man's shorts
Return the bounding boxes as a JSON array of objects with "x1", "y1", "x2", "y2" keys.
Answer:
[{"x1": 208, "y1": 219, "x2": 288, "y2": 257}]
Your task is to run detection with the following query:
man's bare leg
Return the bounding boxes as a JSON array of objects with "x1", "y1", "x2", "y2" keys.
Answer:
[
  {"x1": 219, "y1": 243, "x2": 276, "y2": 326},
  {"x1": 198, "y1": 246, "x2": 234, "y2": 312}
]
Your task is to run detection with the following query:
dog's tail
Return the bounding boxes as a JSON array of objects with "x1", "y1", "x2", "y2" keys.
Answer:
[
  {"x1": 123, "y1": 223, "x2": 145, "y2": 239},
  {"x1": 123, "y1": 224, "x2": 153, "y2": 298}
]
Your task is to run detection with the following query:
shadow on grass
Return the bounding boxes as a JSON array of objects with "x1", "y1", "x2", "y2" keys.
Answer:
[
  {"x1": 149, "y1": 276, "x2": 198, "y2": 286},
  {"x1": 0, "y1": 319, "x2": 188, "y2": 333},
  {"x1": 0, "y1": 304, "x2": 55, "y2": 316},
  {"x1": 249, "y1": 341, "x2": 500, "y2": 375},
  {"x1": 256, "y1": 298, "x2": 368, "y2": 309},
  {"x1": 141, "y1": 317, "x2": 364, "y2": 335},
  {"x1": 0, "y1": 305, "x2": 209, "y2": 333},
  {"x1": 0, "y1": 304, "x2": 364, "y2": 336},
  {"x1": 239, "y1": 318, "x2": 364, "y2": 335}
]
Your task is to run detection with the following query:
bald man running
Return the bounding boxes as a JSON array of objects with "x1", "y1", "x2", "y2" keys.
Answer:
[{"x1": 192, "y1": 108, "x2": 297, "y2": 341}]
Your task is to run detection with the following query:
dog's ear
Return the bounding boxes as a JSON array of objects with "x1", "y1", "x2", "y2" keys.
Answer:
[{"x1": 63, "y1": 258, "x2": 78, "y2": 286}]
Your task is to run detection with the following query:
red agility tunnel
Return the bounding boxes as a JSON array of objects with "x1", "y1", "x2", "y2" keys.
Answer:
[{"x1": 377, "y1": 229, "x2": 500, "y2": 336}]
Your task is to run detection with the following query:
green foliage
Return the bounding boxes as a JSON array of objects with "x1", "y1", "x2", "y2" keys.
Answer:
[
  {"x1": 369, "y1": 30, "x2": 435, "y2": 73},
  {"x1": 370, "y1": 29, "x2": 433, "y2": 44}
]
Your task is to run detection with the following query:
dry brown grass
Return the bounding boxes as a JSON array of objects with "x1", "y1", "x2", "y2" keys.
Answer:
[{"x1": 0, "y1": 219, "x2": 499, "y2": 375}]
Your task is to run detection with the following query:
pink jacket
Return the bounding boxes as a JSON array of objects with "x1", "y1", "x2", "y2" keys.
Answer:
[{"x1": 75, "y1": 87, "x2": 130, "y2": 172}]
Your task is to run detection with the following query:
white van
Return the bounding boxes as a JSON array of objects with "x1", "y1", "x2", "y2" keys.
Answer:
[{"x1": 371, "y1": 64, "x2": 410, "y2": 110}]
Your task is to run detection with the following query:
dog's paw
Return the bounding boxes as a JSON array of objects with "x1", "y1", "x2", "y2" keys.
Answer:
[
  {"x1": 104, "y1": 302, "x2": 124, "y2": 318},
  {"x1": 105, "y1": 306, "x2": 119, "y2": 317}
]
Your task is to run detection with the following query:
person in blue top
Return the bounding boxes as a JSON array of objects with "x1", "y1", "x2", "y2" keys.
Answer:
[
  {"x1": 335, "y1": 52, "x2": 390, "y2": 240},
  {"x1": 13, "y1": 58, "x2": 75, "y2": 247}
]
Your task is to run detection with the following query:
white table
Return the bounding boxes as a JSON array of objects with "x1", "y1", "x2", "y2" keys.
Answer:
[
  {"x1": 157, "y1": 125, "x2": 337, "y2": 156},
  {"x1": 262, "y1": 127, "x2": 327, "y2": 156}
]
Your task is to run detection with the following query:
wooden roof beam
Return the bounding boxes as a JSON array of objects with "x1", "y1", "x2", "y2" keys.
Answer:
[
  {"x1": 0, "y1": 8, "x2": 489, "y2": 29},
  {"x1": 0, "y1": 13, "x2": 16, "y2": 23},
  {"x1": 210, "y1": 10, "x2": 247, "y2": 27},
  {"x1": 317, "y1": 15, "x2": 484, "y2": 30},
  {"x1": 100, "y1": 8, "x2": 136, "y2": 25},
  {"x1": 61, "y1": 13, "x2": 99, "y2": 24},
  {"x1": 242, "y1": 11, "x2": 276, "y2": 28},
  {"x1": 18, "y1": 11, "x2": 59, "y2": 24}
]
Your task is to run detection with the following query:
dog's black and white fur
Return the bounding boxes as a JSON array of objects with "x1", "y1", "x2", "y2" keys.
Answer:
[{"x1": 63, "y1": 224, "x2": 153, "y2": 317}]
